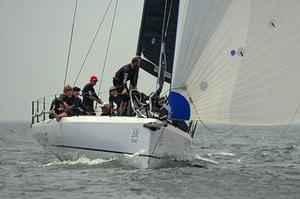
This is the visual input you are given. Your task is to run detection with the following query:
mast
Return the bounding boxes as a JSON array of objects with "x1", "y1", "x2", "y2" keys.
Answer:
[
  {"x1": 156, "y1": 41, "x2": 166, "y2": 96},
  {"x1": 155, "y1": 0, "x2": 169, "y2": 96}
]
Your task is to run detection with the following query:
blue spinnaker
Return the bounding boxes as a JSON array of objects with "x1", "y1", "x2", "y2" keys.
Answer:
[{"x1": 168, "y1": 91, "x2": 191, "y2": 120}]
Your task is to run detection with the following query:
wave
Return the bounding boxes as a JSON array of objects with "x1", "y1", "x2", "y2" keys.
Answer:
[
  {"x1": 43, "y1": 153, "x2": 144, "y2": 168},
  {"x1": 43, "y1": 157, "x2": 114, "y2": 167},
  {"x1": 192, "y1": 154, "x2": 219, "y2": 165},
  {"x1": 207, "y1": 152, "x2": 236, "y2": 157}
]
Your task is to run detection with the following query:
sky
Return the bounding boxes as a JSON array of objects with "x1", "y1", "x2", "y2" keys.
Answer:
[
  {"x1": 0, "y1": 0, "x2": 160, "y2": 121},
  {"x1": 2, "y1": 0, "x2": 299, "y2": 125}
]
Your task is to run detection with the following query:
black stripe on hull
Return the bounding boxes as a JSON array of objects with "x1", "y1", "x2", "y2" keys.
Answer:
[
  {"x1": 51, "y1": 145, "x2": 205, "y2": 168},
  {"x1": 51, "y1": 144, "x2": 163, "y2": 159}
]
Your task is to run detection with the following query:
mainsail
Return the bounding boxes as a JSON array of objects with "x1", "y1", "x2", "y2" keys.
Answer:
[
  {"x1": 171, "y1": 0, "x2": 300, "y2": 125},
  {"x1": 136, "y1": 0, "x2": 179, "y2": 83}
]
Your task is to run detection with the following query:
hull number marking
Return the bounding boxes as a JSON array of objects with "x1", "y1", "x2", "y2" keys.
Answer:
[{"x1": 131, "y1": 128, "x2": 140, "y2": 143}]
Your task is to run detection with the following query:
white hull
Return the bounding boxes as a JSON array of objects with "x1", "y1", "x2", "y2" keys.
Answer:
[{"x1": 32, "y1": 116, "x2": 192, "y2": 168}]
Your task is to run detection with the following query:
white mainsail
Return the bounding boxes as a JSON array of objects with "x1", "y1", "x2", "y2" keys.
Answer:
[{"x1": 171, "y1": 0, "x2": 300, "y2": 124}]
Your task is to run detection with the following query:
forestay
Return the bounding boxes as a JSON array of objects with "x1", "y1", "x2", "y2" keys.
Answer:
[{"x1": 171, "y1": 0, "x2": 300, "y2": 124}]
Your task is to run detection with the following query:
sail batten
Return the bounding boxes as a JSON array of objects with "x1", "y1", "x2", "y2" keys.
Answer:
[{"x1": 171, "y1": 0, "x2": 300, "y2": 124}]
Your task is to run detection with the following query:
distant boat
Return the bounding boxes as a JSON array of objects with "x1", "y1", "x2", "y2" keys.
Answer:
[{"x1": 32, "y1": 0, "x2": 300, "y2": 168}]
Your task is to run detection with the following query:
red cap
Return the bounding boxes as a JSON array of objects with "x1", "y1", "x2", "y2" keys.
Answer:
[{"x1": 90, "y1": 75, "x2": 98, "y2": 82}]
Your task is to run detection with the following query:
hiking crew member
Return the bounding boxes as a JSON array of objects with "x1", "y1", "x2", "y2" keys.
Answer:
[
  {"x1": 60, "y1": 85, "x2": 84, "y2": 117},
  {"x1": 82, "y1": 75, "x2": 103, "y2": 113},
  {"x1": 72, "y1": 86, "x2": 91, "y2": 115},
  {"x1": 113, "y1": 57, "x2": 140, "y2": 114},
  {"x1": 60, "y1": 84, "x2": 74, "y2": 108},
  {"x1": 55, "y1": 84, "x2": 73, "y2": 118},
  {"x1": 50, "y1": 86, "x2": 92, "y2": 119}
]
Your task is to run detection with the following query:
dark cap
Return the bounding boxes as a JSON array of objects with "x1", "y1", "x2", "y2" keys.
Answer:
[
  {"x1": 131, "y1": 56, "x2": 141, "y2": 63},
  {"x1": 73, "y1": 87, "x2": 81, "y2": 92}
]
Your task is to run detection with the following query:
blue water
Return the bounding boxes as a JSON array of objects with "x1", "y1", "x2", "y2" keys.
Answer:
[{"x1": 0, "y1": 121, "x2": 299, "y2": 199}]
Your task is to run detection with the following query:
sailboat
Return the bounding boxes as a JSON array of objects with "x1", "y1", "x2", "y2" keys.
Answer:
[
  {"x1": 32, "y1": 0, "x2": 196, "y2": 169},
  {"x1": 32, "y1": 0, "x2": 300, "y2": 168}
]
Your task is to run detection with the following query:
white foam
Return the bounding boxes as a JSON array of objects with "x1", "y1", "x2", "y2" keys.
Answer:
[
  {"x1": 207, "y1": 152, "x2": 236, "y2": 157},
  {"x1": 193, "y1": 154, "x2": 218, "y2": 165},
  {"x1": 44, "y1": 157, "x2": 113, "y2": 166}
]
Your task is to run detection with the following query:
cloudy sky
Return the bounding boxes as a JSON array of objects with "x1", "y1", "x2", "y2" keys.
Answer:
[
  {"x1": 0, "y1": 0, "x2": 160, "y2": 121},
  {"x1": 2, "y1": 0, "x2": 299, "y2": 125}
]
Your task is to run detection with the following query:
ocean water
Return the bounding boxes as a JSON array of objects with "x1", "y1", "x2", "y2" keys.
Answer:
[{"x1": 0, "y1": 121, "x2": 300, "y2": 199}]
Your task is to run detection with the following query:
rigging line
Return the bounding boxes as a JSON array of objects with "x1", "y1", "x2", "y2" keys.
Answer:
[
  {"x1": 184, "y1": 87, "x2": 237, "y2": 154},
  {"x1": 160, "y1": 0, "x2": 169, "y2": 50},
  {"x1": 73, "y1": 0, "x2": 113, "y2": 86},
  {"x1": 236, "y1": 101, "x2": 300, "y2": 165},
  {"x1": 275, "y1": 102, "x2": 300, "y2": 143},
  {"x1": 156, "y1": 0, "x2": 175, "y2": 96},
  {"x1": 164, "y1": 0, "x2": 173, "y2": 39},
  {"x1": 97, "y1": 0, "x2": 118, "y2": 97},
  {"x1": 150, "y1": 127, "x2": 166, "y2": 156},
  {"x1": 163, "y1": 0, "x2": 174, "y2": 94},
  {"x1": 63, "y1": 0, "x2": 78, "y2": 86}
]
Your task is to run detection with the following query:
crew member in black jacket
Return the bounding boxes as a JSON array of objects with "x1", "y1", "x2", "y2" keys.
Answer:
[
  {"x1": 113, "y1": 57, "x2": 140, "y2": 91},
  {"x1": 82, "y1": 75, "x2": 103, "y2": 114},
  {"x1": 113, "y1": 57, "x2": 140, "y2": 115}
]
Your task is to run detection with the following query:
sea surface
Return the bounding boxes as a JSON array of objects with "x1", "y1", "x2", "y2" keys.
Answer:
[{"x1": 0, "y1": 121, "x2": 300, "y2": 199}]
